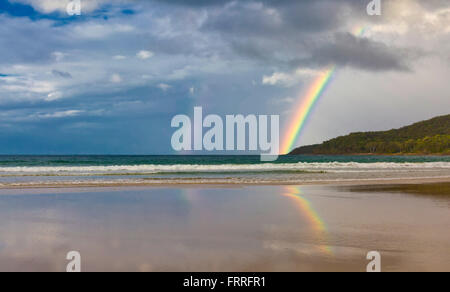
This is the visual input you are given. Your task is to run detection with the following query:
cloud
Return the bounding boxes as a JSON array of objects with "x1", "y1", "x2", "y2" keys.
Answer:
[
  {"x1": 52, "y1": 52, "x2": 67, "y2": 62},
  {"x1": 113, "y1": 55, "x2": 127, "y2": 60},
  {"x1": 10, "y1": 0, "x2": 110, "y2": 14},
  {"x1": 37, "y1": 110, "x2": 83, "y2": 119},
  {"x1": 263, "y1": 68, "x2": 320, "y2": 87},
  {"x1": 52, "y1": 70, "x2": 72, "y2": 79},
  {"x1": 152, "y1": 0, "x2": 231, "y2": 7},
  {"x1": 10, "y1": 0, "x2": 73, "y2": 14},
  {"x1": 0, "y1": 74, "x2": 56, "y2": 96},
  {"x1": 157, "y1": 83, "x2": 171, "y2": 91},
  {"x1": 72, "y1": 23, "x2": 135, "y2": 39},
  {"x1": 195, "y1": 0, "x2": 419, "y2": 72},
  {"x1": 263, "y1": 72, "x2": 296, "y2": 87},
  {"x1": 137, "y1": 50, "x2": 154, "y2": 60},
  {"x1": 270, "y1": 96, "x2": 295, "y2": 105},
  {"x1": 0, "y1": 15, "x2": 65, "y2": 64},
  {"x1": 45, "y1": 91, "x2": 63, "y2": 102},
  {"x1": 110, "y1": 73, "x2": 122, "y2": 83},
  {"x1": 304, "y1": 33, "x2": 416, "y2": 72}
]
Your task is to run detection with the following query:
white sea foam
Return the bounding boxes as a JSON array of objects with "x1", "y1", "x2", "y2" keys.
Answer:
[
  {"x1": 0, "y1": 162, "x2": 449, "y2": 176},
  {"x1": 2, "y1": 175, "x2": 450, "y2": 188}
]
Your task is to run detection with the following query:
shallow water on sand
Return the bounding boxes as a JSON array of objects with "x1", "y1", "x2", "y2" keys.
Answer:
[{"x1": 0, "y1": 183, "x2": 448, "y2": 272}]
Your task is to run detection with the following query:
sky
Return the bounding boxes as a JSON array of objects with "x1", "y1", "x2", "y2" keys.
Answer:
[{"x1": 0, "y1": 0, "x2": 449, "y2": 154}]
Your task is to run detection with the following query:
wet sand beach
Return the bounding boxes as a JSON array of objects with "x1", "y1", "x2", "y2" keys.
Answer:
[{"x1": 0, "y1": 182, "x2": 448, "y2": 272}]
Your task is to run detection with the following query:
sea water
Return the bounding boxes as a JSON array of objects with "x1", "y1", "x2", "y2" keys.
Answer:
[{"x1": 0, "y1": 155, "x2": 449, "y2": 187}]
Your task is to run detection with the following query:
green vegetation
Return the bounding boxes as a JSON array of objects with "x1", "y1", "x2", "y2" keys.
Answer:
[{"x1": 290, "y1": 114, "x2": 450, "y2": 155}]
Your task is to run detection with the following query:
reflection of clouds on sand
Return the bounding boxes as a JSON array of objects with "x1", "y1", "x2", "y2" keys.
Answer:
[
  {"x1": 0, "y1": 188, "x2": 195, "y2": 271},
  {"x1": 0, "y1": 204, "x2": 71, "y2": 271},
  {"x1": 0, "y1": 187, "x2": 275, "y2": 271},
  {"x1": 0, "y1": 185, "x2": 448, "y2": 271},
  {"x1": 0, "y1": 186, "x2": 369, "y2": 271}
]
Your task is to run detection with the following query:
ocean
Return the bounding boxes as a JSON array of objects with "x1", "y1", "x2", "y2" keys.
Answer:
[{"x1": 0, "y1": 155, "x2": 449, "y2": 187}]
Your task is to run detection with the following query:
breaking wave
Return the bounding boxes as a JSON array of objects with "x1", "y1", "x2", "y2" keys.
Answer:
[{"x1": 0, "y1": 162, "x2": 449, "y2": 176}]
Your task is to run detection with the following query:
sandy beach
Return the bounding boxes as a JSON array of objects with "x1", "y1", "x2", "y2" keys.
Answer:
[
  {"x1": 1, "y1": 176, "x2": 450, "y2": 189},
  {"x1": 0, "y1": 181, "x2": 448, "y2": 272}
]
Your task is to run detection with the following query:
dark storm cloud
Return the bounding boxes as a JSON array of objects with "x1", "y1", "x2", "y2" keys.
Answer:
[
  {"x1": 228, "y1": 33, "x2": 415, "y2": 72},
  {"x1": 305, "y1": 33, "x2": 414, "y2": 71},
  {"x1": 189, "y1": 0, "x2": 351, "y2": 34},
  {"x1": 195, "y1": 0, "x2": 413, "y2": 72},
  {"x1": 149, "y1": 0, "x2": 447, "y2": 72}
]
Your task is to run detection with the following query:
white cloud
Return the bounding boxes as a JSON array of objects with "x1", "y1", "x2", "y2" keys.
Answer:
[
  {"x1": 72, "y1": 23, "x2": 134, "y2": 39},
  {"x1": 29, "y1": 81, "x2": 55, "y2": 93},
  {"x1": 11, "y1": 0, "x2": 72, "y2": 13},
  {"x1": 10, "y1": 0, "x2": 108, "y2": 14},
  {"x1": 157, "y1": 83, "x2": 171, "y2": 91},
  {"x1": 38, "y1": 110, "x2": 83, "y2": 119},
  {"x1": 45, "y1": 91, "x2": 63, "y2": 102},
  {"x1": 262, "y1": 68, "x2": 320, "y2": 87},
  {"x1": 113, "y1": 55, "x2": 127, "y2": 60},
  {"x1": 262, "y1": 72, "x2": 294, "y2": 87},
  {"x1": 367, "y1": 2, "x2": 450, "y2": 38},
  {"x1": 137, "y1": 50, "x2": 154, "y2": 60},
  {"x1": 110, "y1": 74, "x2": 122, "y2": 83},
  {"x1": 0, "y1": 75, "x2": 56, "y2": 96},
  {"x1": 52, "y1": 52, "x2": 67, "y2": 62}
]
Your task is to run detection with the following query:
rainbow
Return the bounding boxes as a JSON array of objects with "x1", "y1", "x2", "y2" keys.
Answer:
[
  {"x1": 282, "y1": 186, "x2": 332, "y2": 255},
  {"x1": 281, "y1": 26, "x2": 367, "y2": 154},
  {"x1": 281, "y1": 66, "x2": 336, "y2": 154}
]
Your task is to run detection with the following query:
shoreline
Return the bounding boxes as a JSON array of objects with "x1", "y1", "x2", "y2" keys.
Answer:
[{"x1": 1, "y1": 176, "x2": 449, "y2": 190}]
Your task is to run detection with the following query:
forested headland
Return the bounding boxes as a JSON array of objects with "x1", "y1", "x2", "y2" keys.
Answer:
[{"x1": 290, "y1": 115, "x2": 450, "y2": 155}]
